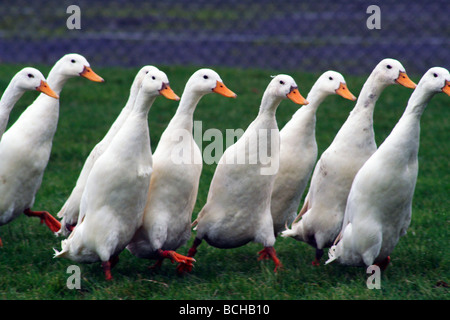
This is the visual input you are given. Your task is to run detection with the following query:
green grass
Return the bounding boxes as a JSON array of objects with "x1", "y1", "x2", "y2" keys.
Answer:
[{"x1": 0, "y1": 63, "x2": 448, "y2": 300}]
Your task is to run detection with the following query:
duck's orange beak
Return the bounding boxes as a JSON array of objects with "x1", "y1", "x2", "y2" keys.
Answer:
[
  {"x1": 442, "y1": 80, "x2": 450, "y2": 96},
  {"x1": 212, "y1": 81, "x2": 237, "y2": 98},
  {"x1": 395, "y1": 71, "x2": 416, "y2": 89},
  {"x1": 335, "y1": 83, "x2": 357, "y2": 101},
  {"x1": 80, "y1": 66, "x2": 105, "y2": 82},
  {"x1": 287, "y1": 87, "x2": 308, "y2": 105},
  {"x1": 36, "y1": 80, "x2": 59, "y2": 99},
  {"x1": 159, "y1": 83, "x2": 180, "y2": 101}
]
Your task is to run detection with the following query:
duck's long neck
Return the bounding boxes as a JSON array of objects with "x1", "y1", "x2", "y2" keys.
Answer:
[
  {"x1": 284, "y1": 86, "x2": 328, "y2": 140},
  {"x1": 24, "y1": 64, "x2": 70, "y2": 141},
  {"x1": 170, "y1": 87, "x2": 203, "y2": 132},
  {"x1": 132, "y1": 91, "x2": 156, "y2": 119},
  {"x1": 0, "y1": 79, "x2": 24, "y2": 112},
  {"x1": 304, "y1": 85, "x2": 328, "y2": 113},
  {"x1": 99, "y1": 77, "x2": 141, "y2": 146},
  {"x1": 332, "y1": 73, "x2": 386, "y2": 149},
  {"x1": 0, "y1": 79, "x2": 25, "y2": 134},
  {"x1": 124, "y1": 77, "x2": 143, "y2": 112},
  {"x1": 113, "y1": 91, "x2": 155, "y2": 158},
  {"x1": 389, "y1": 84, "x2": 434, "y2": 153},
  {"x1": 291, "y1": 85, "x2": 328, "y2": 122},
  {"x1": 350, "y1": 72, "x2": 387, "y2": 120},
  {"x1": 28, "y1": 62, "x2": 70, "y2": 120},
  {"x1": 402, "y1": 84, "x2": 434, "y2": 119},
  {"x1": 176, "y1": 87, "x2": 203, "y2": 117},
  {"x1": 258, "y1": 90, "x2": 283, "y2": 119},
  {"x1": 45, "y1": 64, "x2": 71, "y2": 95}
]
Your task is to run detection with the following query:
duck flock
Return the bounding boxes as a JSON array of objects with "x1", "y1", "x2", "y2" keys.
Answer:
[{"x1": 0, "y1": 53, "x2": 448, "y2": 281}]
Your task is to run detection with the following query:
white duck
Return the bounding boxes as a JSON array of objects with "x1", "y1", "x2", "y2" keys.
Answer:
[
  {"x1": 326, "y1": 67, "x2": 450, "y2": 269},
  {"x1": 178, "y1": 75, "x2": 308, "y2": 273},
  {"x1": 57, "y1": 65, "x2": 159, "y2": 236},
  {"x1": 271, "y1": 71, "x2": 356, "y2": 236},
  {"x1": 54, "y1": 69, "x2": 180, "y2": 281},
  {"x1": 0, "y1": 68, "x2": 58, "y2": 246},
  {"x1": 127, "y1": 69, "x2": 237, "y2": 271},
  {"x1": 0, "y1": 53, "x2": 104, "y2": 239},
  {"x1": 0, "y1": 67, "x2": 58, "y2": 139},
  {"x1": 282, "y1": 58, "x2": 416, "y2": 265}
]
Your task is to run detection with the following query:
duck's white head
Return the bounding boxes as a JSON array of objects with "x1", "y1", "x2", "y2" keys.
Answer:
[
  {"x1": 373, "y1": 58, "x2": 416, "y2": 89},
  {"x1": 268, "y1": 74, "x2": 308, "y2": 105},
  {"x1": 139, "y1": 69, "x2": 180, "y2": 101},
  {"x1": 135, "y1": 65, "x2": 160, "y2": 84},
  {"x1": 185, "y1": 68, "x2": 237, "y2": 98},
  {"x1": 417, "y1": 67, "x2": 450, "y2": 96},
  {"x1": 13, "y1": 67, "x2": 59, "y2": 99},
  {"x1": 130, "y1": 65, "x2": 160, "y2": 93},
  {"x1": 315, "y1": 71, "x2": 357, "y2": 101},
  {"x1": 55, "y1": 53, "x2": 104, "y2": 82}
]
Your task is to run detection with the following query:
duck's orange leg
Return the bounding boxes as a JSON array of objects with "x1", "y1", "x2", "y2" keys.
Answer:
[
  {"x1": 375, "y1": 256, "x2": 391, "y2": 271},
  {"x1": 312, "y1": 248, "x2": 324, "y2": 266},
  {"x1": 101, "y1": 255, "x2": 119, "y2": 281},
  {"x1": 24, "y1": 208, "x2": 61, "y2": 232},
  {"x1": 176, "y1": 238, "x2": 202, "y2": 274},
  {"x1": 102, "y1": 261, "x2": 113, "y2": 281},
  {"x1": 258, "y1": 246, "x2": 283, "y2": 272},
  {"x1": 158, "y1": 249, "x2": 195, "y2": 270}
]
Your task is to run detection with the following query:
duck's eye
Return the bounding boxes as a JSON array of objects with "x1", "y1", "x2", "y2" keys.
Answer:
[
  {"x1": 27, "y1": 73, "x2": 34, "y2": 78},
  {"x1": 329, "y1": 77, "x2": 333, "y2": 81},
  {"x1": 71, "y1": 59, "x2": 76, "y2": 63},
  {"x1": 145, "y1": 71, "x2": 149, "y2": 74},
  {"x1": 433, "y1": 73, "x2": 438, "y2": 78},
  {"x1": 386, "y1": 65, "x2": 392, "y2": 69},
  {"x1": 203, "y1": 75, "x2": 209, "y2": 79},
  {"x1": 280, "y1": 80, "x2": 285, "y2": 85},
  {"x1": 152, "y1": 76, "x2": 156, "y2": 80}
]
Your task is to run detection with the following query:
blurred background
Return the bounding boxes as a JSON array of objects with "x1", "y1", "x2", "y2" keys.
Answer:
[{"x1": 0, "y1": 0, "x2": 449, "y2": 75}]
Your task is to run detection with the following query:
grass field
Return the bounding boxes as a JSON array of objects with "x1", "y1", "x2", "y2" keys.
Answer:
[{"x1": 0, "y1": 63, "x2": 448, "y2": 301}]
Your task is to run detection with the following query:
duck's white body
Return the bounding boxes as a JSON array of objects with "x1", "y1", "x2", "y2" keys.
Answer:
[
  {"x1": 127, "y1": 130, "x2": 201, "y2": 258},
  {"x1": 57, "y1": 66, "x2": 158, "y2": 235},
  {"x1": 182, "y1": 75, "x2": 307, "y2": 273},
  {"x1": 127, "y1": 69, "x2": 236, "y2": 264},
  {"x1": 271, "y1": 71, "x2": 356, "y2": 235},
  {"x1": 56, "y1": 105, "x2": 153, "y2": 263},
  {"x1": 0, "y1": 54, "x2": 101, "y2": 228},
  {"x1": 196, "y1": 112, "x2": 280, "y2": 249},
  {"x1": 282, "y1": 59, "x2": 416, "y2": 263},
  {"x1": 0, "y1": 67, "x2": 57, "y2": 140},
  {"x1": 326, "y1": 67, "x2": 450, "y2": 267},
  {"x1": 54, "y1": 70, "x2": 178, "y2": 279}
]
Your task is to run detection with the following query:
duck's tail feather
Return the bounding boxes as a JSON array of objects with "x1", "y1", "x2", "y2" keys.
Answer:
[
  {"x1": 53, "y1": 239, "x2": 70, "y2": 258},
  {"x1": 325, "y1": 245, "x2": 338, "y2": 265}
]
